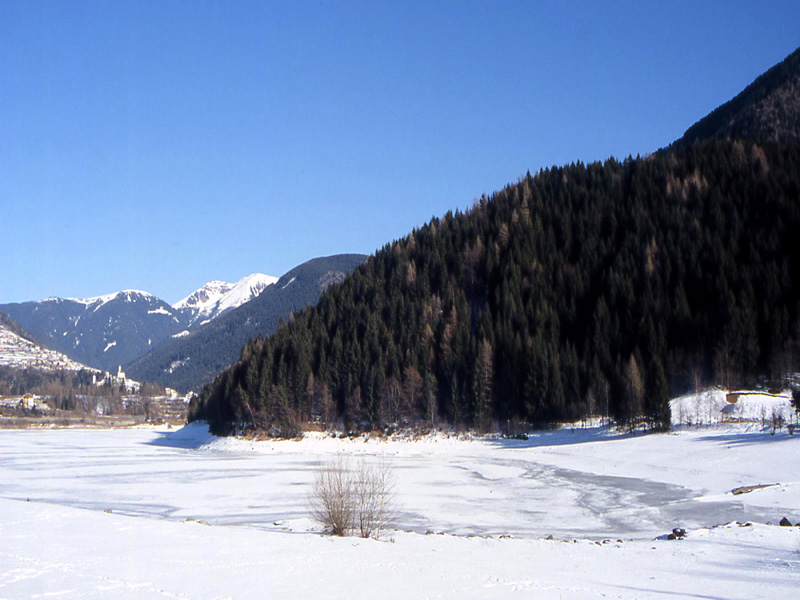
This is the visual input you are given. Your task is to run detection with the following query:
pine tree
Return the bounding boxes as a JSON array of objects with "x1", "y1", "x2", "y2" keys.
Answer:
[{"x1": 472, "y1": 338, "x2": 494, "y2": 429}]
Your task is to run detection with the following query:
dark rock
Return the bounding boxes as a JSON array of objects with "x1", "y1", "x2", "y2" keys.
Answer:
[
  {"x1": 672, "y1": 528, "x2": 686, "y2": 539},
  {"x1": 779, "y1": 517, "x2": 792, "y2": 527},
  {"x1": 731, "y1": 483, "x2": 778, "y2": 495}
]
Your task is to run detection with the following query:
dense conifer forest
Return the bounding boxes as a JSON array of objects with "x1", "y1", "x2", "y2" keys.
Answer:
[{"x1": 191, "y1": 139, "x2": 800, "y2": 434}]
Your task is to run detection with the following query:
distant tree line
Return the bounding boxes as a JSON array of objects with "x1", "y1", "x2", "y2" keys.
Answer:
[
  {"x1": 0, "y1": 366, "x2": 169, "y2": 413},
  {"x1": 191, "y1": 140, "x2": 800, "y2": 435},
  {"x1": 0, "y1": 367, "x2": 97, "y2": 409}
]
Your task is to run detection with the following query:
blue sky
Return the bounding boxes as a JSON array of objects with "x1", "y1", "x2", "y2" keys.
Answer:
[{"x1": 2, "y1": 1, "x2": 799, "y2": 305}]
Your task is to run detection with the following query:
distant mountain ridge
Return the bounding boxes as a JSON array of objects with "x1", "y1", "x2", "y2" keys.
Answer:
[
  {"x1": 0, "y1": 255, "x2": 365, "y2": 391},
  {"x1": 0, "y1": 275, "x2": 276, "y2": 374},
  {"x1": 672, "y1": 46, "x2": 800, "y2": 149},
  {"x1": 0, "y1": 291, "x2": 185, "y2": 372},
  {"x1": 125, "y1": 254, "x2": 367, "y2": 392}
]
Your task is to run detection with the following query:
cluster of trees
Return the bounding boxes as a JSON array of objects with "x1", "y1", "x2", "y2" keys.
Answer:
[
  {"x1": 0, "y1": 367, "x2": 97, "y2": 409},
  {"x1": 191, "y1": 140, "x2": 800, "y2": 434}
]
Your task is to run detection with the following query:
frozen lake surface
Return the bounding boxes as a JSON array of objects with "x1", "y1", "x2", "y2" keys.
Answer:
[
  {"x1": 2, "y1": 424, "x2": 797, "y2": 539},
  {"x1": 1, "y1": 423, "x2": 799, "y2": 599}
]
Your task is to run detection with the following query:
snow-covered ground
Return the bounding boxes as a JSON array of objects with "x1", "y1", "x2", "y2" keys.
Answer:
[
  {"x1": 671, "y1": 388, "x2": 795, "y2": 426},
  {"x1": 2, "y1": 418, "x2": 799, "y2": 599}
]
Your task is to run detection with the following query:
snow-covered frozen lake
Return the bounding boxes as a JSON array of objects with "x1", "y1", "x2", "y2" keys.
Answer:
[
  {"x1": 2, "y1": 423, "x2": 799, "y2": 599},
  {"x1": 2, "y1": 423, "x2": 797, "y2": 538}
]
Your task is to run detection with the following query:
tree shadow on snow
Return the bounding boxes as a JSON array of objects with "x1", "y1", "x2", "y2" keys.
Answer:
[
  {"x1": 487, "y1": 425, "x2": 638, "y2": 450},
  {"x1": 688, "y1": 430, "x2": 800, "y2": 448},
  {"x1": 147, "y1": 421, "x2": 216, "y2": 449}
]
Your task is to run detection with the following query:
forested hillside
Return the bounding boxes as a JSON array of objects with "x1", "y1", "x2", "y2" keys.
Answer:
[{"x1": 192, "y1": 140, "x2": 800, "y2": 435}]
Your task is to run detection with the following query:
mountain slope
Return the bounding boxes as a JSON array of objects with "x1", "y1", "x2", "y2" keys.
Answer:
[
  {"x1": 0, "y1": 291, "x2": 187, "y2": 372},
  {"x1": 673, "y1": 46, "x2": 800, "y2": 149},
  {"x1": 173, "y1": 273, "x2": 278, "y2": 329},
  {"x1": 0, "y1": 311, "x2": 38, "y2": 345},
  {"x1": 126, "y1": 254, "x2": 367, "y2": 392},
  {"x1": 0, "y1": 312, "x2": 93, "y2": 372},
  {"x1": 191, "y1": 46, "x2": 800, "y2": 434}
]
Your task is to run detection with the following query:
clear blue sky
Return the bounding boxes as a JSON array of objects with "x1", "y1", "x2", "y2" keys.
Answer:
[{"x1": 2, "y1": 1, "x2": 798, "y2": 305}]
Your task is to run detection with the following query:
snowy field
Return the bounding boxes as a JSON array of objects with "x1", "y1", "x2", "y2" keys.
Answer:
[{"x1": 1, "y1": 417, "x2": 799, "y2": 598}]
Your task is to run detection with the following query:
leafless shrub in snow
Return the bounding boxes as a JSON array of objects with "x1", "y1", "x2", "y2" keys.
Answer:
[
  {"x1": 309, "y1": 455, "x2": 396, "y2": 539},
  {"x1": 770, "y1": 408, "x2": 784, "y2": 434},
  {"x1": 355, "y1": 458, "x2": 396, "y2": 539},
  {"x1": 308, "y1": 455, "x2": 356, "y2": 536}
]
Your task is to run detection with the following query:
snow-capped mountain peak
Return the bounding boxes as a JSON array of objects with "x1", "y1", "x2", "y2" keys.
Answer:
[
  {"x1": 216, "y1": 274, "x2": 278, "y2": 315},
  {"x1": 173, "y1": 281, "x2": 235, "y2": 312},
  {"x1": 173, "y1": 273, "x2": 277, "y2": 328}
]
